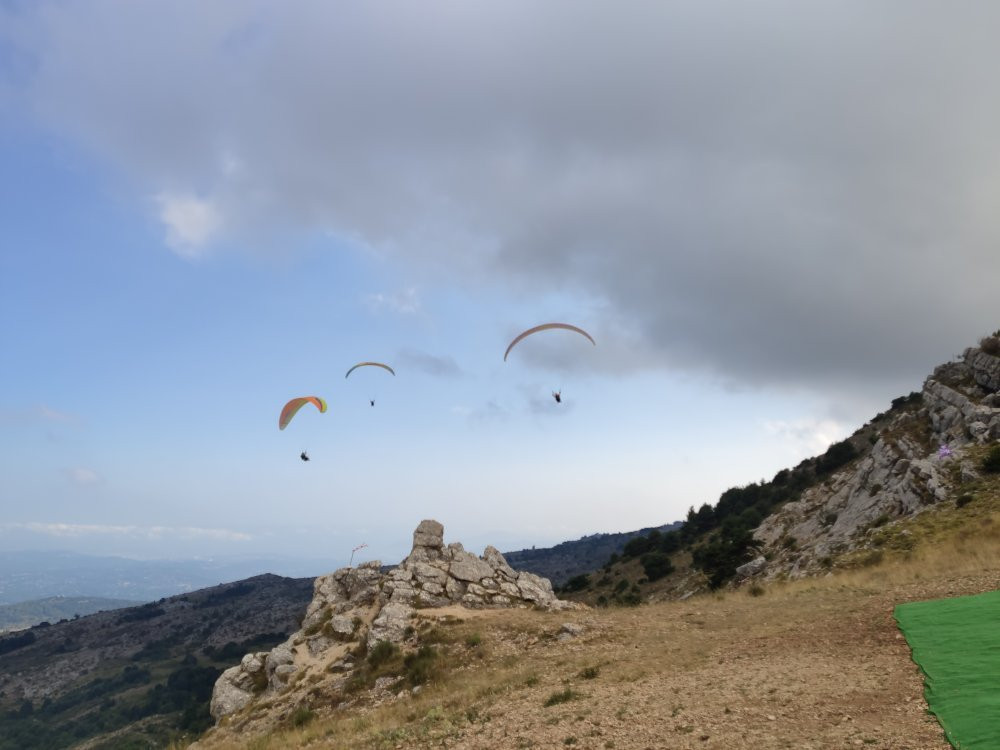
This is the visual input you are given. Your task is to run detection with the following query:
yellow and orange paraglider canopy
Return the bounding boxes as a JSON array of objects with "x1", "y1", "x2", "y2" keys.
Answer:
[
  {"x1": 503, "y1": 323, "x2": 596, "y2": 361},
  {"x1": 344, "y1": 362, "x2": 396, "y2": 378},
  {"x1": 278, "y1": 396, "x2": 327, "y2": 430}
]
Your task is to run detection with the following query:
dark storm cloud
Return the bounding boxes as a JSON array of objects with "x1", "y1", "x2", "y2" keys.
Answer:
[{"x1": 10, "y1": 0, "x2": 1000, "y2": 392}]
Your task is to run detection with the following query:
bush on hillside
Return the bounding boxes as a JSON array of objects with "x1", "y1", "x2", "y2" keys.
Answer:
[
  {"x1": 980, "y1": 336, "x2": 1000, "y2": 356},
  {"x1": 640, "y1": 552, "x2": 674, "y2": 582},
  {"x1": 983, "y1": 444, "x2": 1000, "y2": 474},
  {"x1": 814, "y1": 439, "x2": 858, "y2": 476},
  {"x1": 560, "y1": 574, "x2": 591, "y2": 593}
]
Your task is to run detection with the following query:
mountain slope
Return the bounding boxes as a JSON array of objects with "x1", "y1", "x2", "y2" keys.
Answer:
[
  {"x1": 0, "y1": 574, "x2": 313, "y2": 750},
  {"x1": 558, "y1": 336, "x2": 1000, "y2": 604},
  {"x1": 502, "y1": 523, "x2": 682, "y2": 587},
  {"x1": 0, "y1": 597, "x2": 139, "y2": 633}
]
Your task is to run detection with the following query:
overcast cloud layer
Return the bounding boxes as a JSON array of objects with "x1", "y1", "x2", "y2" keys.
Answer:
[{"x1": 7, "y1": 1, "x2": 1000, "y2": 395}]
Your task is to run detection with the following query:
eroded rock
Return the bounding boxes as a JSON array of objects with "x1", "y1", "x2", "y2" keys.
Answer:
[{"x1": 210, "y1": 520, "x2": 581, "y2": 721}]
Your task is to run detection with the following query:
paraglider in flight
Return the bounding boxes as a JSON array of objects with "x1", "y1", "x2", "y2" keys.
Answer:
[
  {"x1": 552, "y1": 390, "x2": 562, "y2": 404},
  {"x1": 503, "y1": 323, "x2": 596, "y2": 361},
  {"x1": 278, "y1": 396, "x2": 327, "y2": 430},
  {"x1": 370, "y1": 399, "x2": 375, "y2": 407},
  {"x1": 345, "y1": 362, "x2": 396, "y2": 378},
  {"x1": 300, "y1": 451, "x2": 310, "y2": 462}
]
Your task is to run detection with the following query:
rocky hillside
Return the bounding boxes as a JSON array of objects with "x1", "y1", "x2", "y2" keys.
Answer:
[
  {"x1": 747, "y1": 342, "x2": 1000, "y2": 581},
  {"x1": 558, "y1": 336, "x2": 1000, "y2": 605},
  {"x1": 0, "y1": 574, "x2": 313, "y2": 749},
  {"x1": 503, "y1": 523, "x2": 682, "y2": 587},
  {"x1": 203, "y1": 521, "x2": 580, "y2": 739}
]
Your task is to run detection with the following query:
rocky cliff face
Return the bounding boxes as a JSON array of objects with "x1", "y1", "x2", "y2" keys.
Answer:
[
  {"x1": 210, "y1": 520, "x2": 579, "y2": 721},
  {"x1": 746, "y1": 346, "x2": 1000, "y2": 581}
]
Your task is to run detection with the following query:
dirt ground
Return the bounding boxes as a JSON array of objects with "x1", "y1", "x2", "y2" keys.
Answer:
[
  {"x1": 191, "y1": 565, "x2": 1000, "y2": 750},
  {"x1": 416, "y1": 580, "x2": 953, "y2": 750}
]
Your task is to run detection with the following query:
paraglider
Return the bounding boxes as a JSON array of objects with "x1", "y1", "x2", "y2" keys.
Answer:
[
  {"x1": 300, "y1": 451, "x2": 310, "y2": 462},
  {"x1": 345, "y1": 362, "x2": 394, "y2": 407},
  {"x1": 345, "y1": 362, "x2": 396, "y2": 378},
  {"x1": 552, "y1": 390, "x2": 562, "y2": 403},
  {"x1": 503, "y1": 323, "x2": 595, "y2": 361},
  {"x1": 278, "y1": 396, "x2": 327, "y2": 430}
]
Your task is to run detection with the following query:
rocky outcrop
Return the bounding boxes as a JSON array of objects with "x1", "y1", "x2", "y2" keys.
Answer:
[
  {"x1": 968, "y1": 348, "x2": 1000, "y2": 393},
  {"x1": 748, "y1": 342, "x2": 1000, "y2": 581},
  {"x1": 210, "y1": 520, "x2": 580, "y2": 721}
]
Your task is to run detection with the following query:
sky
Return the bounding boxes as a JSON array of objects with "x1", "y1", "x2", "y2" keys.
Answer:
[{"x1": 2, "y1": 1, "x2": 999, "y2": 571}]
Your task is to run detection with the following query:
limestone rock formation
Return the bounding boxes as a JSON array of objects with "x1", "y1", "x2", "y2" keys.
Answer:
[
  {"x1": 749, "y1": 345, "x2": 1000, "y2": 581},
  {"x1": 210, "y1": 520, "x2": 580, "y2": 721}
]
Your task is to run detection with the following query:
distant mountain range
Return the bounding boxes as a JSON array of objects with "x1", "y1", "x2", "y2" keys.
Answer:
[{"x1": 0, "y1": 597, "x2": 139, "y2": 633}]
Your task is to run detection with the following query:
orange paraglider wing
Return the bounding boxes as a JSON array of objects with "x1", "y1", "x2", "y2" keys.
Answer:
[{"x1": 279, "y1": 396, "x2": 327, "y2": 430}]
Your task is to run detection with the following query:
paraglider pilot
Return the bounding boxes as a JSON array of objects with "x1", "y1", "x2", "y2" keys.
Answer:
[
  {"x1": 552, "y1": 390, "x2": 562, "y2": 403},
  {"x1": 300, "y1": 451, "x2": 310, "y2": 462}
]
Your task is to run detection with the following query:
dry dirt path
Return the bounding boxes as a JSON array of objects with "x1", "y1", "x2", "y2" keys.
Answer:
[{"x1": 198, "y1": 570, "x2": 1000, "y2": 749}]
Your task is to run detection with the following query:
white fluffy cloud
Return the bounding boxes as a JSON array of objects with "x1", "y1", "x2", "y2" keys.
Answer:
[{"x1": 155, "y1": 192, "x2": 223, "y2": 258}]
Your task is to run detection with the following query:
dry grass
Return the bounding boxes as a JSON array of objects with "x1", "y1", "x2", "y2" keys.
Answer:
[{"x1": 184, "y1": 462, "x2": 1000, "y2": 750}]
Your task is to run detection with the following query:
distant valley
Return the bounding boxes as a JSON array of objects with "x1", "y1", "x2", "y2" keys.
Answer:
[
  {"x1": 0, "y1": 597, "x2": 139, "y2": 633},
  {"x1": 0, "y1": 551, "x2": 341, "y2": 606}
]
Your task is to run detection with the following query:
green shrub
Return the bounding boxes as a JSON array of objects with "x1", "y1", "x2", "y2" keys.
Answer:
[
  {"x1": 815, "y1": 439, "x2": 858, "y2": 475},
  {"x1": 578, "y1": 666, "x2": 600, "y2": 680},
  {"x1": 561, "y1": 574, "x2": 591, "y2": 593},
  {"x1": 614, "y1": 592, "x2": 641, "y2": 607},
  {"x1": 983, "y1": 444, "x2": 1000, "y2": 474},
  {"x1": 980, "y1": 336, "x2": 1000, "y2": 356},
  {"x1": 289, "y1": 706, "x2": 315, "y2": 727},
  {"x1": 747, "y1": 584, "x2": 765, "y2": 597},
  {"x1": 956, "y1": 494, "x2": 975, "y2": 508},
  {"x1": 544, "y1": 688, "x2": 581, "y2": 707},
  {"x1": 464, "y1": 633, "x2": 483, "y2": 648},
  {"x1": 639, "y1": 552, "x2": 674, "y2": 582},
  {"x1": 403, "y1": 645, "x2": 438, "y2": 686},
  {"x1": 872, "y1": 513, "x2": 890, "y2": 528},
  {"x1": 367, "y1": 640, "x2": 400, "y2": 669}
]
